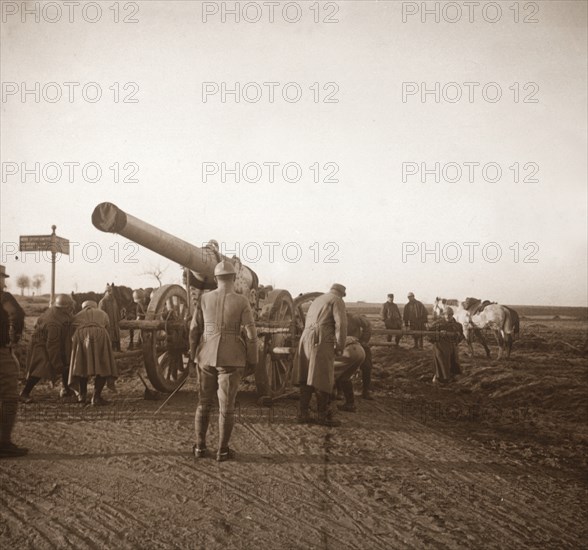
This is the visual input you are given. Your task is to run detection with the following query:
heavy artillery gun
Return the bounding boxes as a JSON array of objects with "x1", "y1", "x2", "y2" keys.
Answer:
[{"x1": 91, "y1": 202, "x2": 318, "y2": 401}]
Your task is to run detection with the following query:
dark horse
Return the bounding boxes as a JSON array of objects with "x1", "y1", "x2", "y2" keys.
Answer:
[{"x1": 72, "y1": 284, "x2": 146, "y2": 350}]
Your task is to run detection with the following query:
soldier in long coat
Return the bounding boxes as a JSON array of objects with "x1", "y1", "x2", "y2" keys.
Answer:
[
  {"x1": 69, "y1": 300, "x2": 118, "y2": 405},
  {"x1": 403, "y1": 292, "x2": 429, "y2": 349},
  {"x1": 429, "y1": 307, "x2": 463, "y2": 383},
  {"x1": 295, "y1": 283, "x2": 347, "y2": 426},
  {"x1": 189, "y1": 261, "x2": 258, "y2": 462},
  {"x1": 381, "y1": 293, "x2": 402, "y2": 345},
  {"x1": 20, "y1": 294, "x2": 74, "y2": 402},
  {"x1": 0, "y1": 265, "x2": 28, "y2": 457},
  {"x1": 98, "y1": 284, "x2": 121, "y2": 352}
]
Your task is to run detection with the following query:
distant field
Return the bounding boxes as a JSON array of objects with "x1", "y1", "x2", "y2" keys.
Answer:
[
  {"x1": 346, "y1": 301, "x2": 588, "y2": 320},
  {"x1": 11, "y1": 294, "x2": 588, "y2": 321}
]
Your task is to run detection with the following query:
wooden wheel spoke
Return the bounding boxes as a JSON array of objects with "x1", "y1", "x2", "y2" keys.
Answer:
[
  {"x1": 256, "y1": 289, "x2": 295, "y2": 398},
  {"x1": 143, "y1": 284, "x2": 191, "y2": 393}
]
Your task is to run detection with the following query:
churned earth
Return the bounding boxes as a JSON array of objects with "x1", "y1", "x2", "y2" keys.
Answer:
[{"x1": 1, "y1": 299, "x2": 586, "y2": 549}]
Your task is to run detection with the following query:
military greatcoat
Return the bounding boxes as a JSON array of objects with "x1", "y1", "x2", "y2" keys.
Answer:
[
  {"x1": 26, "y1": 306, "x2": 72, "y2": 381},
  {"x1": 295, "y1": 291, "x2": 347, "y2": 394},
  {"x1": 69, "y1": 307, "x2": 118, "y2": 380}
]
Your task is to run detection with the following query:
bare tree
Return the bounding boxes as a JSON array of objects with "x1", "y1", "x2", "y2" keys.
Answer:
[
  {"x1": 140, "y1": 263, "x2": 168, "y2": 288},
  {"x1": 16, "y1": 274, "x2": 31, "y2": 296},
  {"x1": 32, "y1": 274, "x2": 46, "y2": 295}
]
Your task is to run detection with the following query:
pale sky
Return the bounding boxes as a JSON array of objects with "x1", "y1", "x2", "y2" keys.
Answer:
[{"x1": 1, "y1": 0, "x2": 586, "y2": 306}]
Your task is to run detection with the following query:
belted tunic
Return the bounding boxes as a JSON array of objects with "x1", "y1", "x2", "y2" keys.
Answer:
[{"x1": 191, "y1": 289, "x2": 258, "y2": 367}]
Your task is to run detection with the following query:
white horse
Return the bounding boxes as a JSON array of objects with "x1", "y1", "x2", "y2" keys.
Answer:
[{"x1": 433, "y1": 297, "x2": 516, "y2": 359}]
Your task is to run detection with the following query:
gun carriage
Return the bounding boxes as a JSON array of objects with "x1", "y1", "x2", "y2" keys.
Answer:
[{"x1": 91, "y1": 202, "x2": 319, "y2": 402}]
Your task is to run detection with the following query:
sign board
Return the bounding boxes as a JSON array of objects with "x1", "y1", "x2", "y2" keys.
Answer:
[{"x1": 19, "y1": 235, "x2": 70, "y2": 255}]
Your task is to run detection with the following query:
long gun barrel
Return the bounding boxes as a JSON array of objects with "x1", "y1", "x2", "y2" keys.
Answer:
[{"x1": 91, "y1": 202, "x2": 256, "y2": 291}]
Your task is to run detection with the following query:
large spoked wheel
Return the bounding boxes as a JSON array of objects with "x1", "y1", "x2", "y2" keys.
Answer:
[
  {"x1": 293, "y1": 292, "x2": 322, "y2": 332},
  {"x1": 255, "y1": 289, "x2": 296, "y2": 401},
  {"x1": 143, "y1": 284, "x2": 191, "y2": 393}
]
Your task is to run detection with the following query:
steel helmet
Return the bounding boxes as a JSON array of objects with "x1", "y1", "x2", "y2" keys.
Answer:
[
  {"x1": 132, "y1": 289, "x2": 145, "y2": 303},
  {"x1": 214, "y1": 260, "x2": 236, "y2": 277},
  {"x1": 55, "y1": 294, "x2": 73, "y2": 308},
  {"x1": 81, "y1": 300, "x2": 98, "y2": 309}
]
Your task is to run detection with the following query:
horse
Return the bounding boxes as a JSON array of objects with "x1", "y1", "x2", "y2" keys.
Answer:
[
  {"x1": 106, "y1": 284, "x2": 156, "y2": 350},
  {"x1": 433, "y1": 297, "x2": 518, "y2": 359},
  {"x1": 433, "y1": 298, "x2": 491, "y2": 358}
]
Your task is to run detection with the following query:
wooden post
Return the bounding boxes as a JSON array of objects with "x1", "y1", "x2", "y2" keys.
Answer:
[{"x1": 50, "y1": 225, "x2": 57, "y2": 306}]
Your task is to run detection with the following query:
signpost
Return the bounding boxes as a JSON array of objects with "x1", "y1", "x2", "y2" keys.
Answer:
[{"x1": 19, "y1": 225, "x2": 70, "y2": 305}]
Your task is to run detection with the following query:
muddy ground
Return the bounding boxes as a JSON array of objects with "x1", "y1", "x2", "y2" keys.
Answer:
[{"x1": 1, "y1": 300, "x2": 587, "y2": 549}]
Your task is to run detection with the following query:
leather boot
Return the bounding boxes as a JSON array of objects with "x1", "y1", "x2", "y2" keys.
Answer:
[
  {"x1": 91, "y1": 376, "x2": 108, "y2": 406},
  {"x1": 338, "y1": 381, "x2": 356, "y2": 412},
  {"x1": 361, "y1": 366, "x2": 374, "y2": 400},
  {"x1": 316, "y1": 392, "x2": 341, "y2": 427},
  {"x1": 195, "y1": 404, "x2": 211, "y2": 449},
  {"x1": 297, "y1": 384, "x2": 313, "y2": 424},
  {"x1": 218, "y1": 408, "x2": 236, "y2": 451}
]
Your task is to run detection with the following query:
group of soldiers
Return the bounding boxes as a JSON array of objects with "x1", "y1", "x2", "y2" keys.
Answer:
[
  {"x1": 382, "y1": 291, "x2": 464, "y2": 383},
  {"x1": 1, "y1": 260, "x2": 463, "y2": 462},
  {"x1": 19, "y1": 287, "x2": 120, "y2": 406},
  {"x1": 0, "y1": 266, "x2": 121, "y2": 457}
]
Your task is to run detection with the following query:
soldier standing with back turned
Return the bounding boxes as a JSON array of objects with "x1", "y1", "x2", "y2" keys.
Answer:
[{"x1": 189, "y1": 261, "x2": 258, "y2": 462}]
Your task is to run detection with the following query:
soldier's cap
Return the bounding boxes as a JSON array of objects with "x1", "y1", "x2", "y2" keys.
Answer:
[
  {"x1": 81, "y1": 300, "x2": 98, "y2": 309},
  {"x1": 0, "y1": 265, "x2": 9, "y2": 278},
  {"x1": 407, "y1": 292, "x2": 415, "y2": 298},
  {"x1": 330, "y1": 283, "x2": 346, "y2": 297},
  {"x1": 214, "y1": 260, "x2": 236, "y2": 277},
  {"x1": 387, "y1": 293, "x2": 394, "y2": 298},
  {"x1": 445, "y1": 307, "x2": 454, "y2": 315}
]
